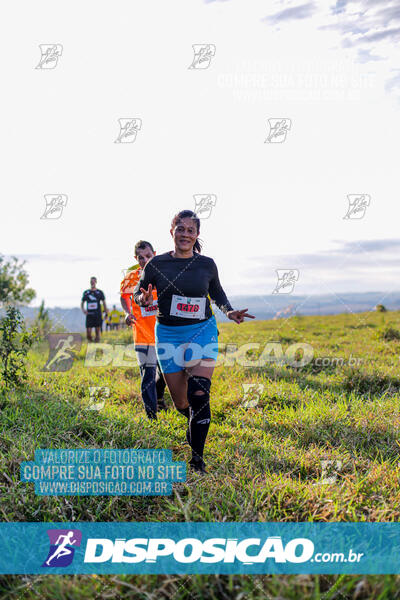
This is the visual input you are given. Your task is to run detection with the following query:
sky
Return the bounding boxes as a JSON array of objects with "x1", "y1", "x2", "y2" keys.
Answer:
[{"x1": 1, "y1": 0, "x2": 399, "y2": 308}]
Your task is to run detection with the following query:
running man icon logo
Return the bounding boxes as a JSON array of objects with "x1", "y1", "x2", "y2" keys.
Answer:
[
  {"x1": 42, "y1": 529, "x2": 82, "y2": 567},
  {"x1": 265, "y1": 119, "x2": 291, "y2": 143},
  {"x1": 343, "y1": 194, "x2": 371, "y2": 220},
  {"x1": 35, "y1": 44, "x2": 63, "y2": 69},
  {"x1": 188, "y1": 44, "x2": 216, "y2": 69},
  {"x1": 242, "y1": 383, "x2": 264, "y2": 409},
  {"x1": 42, "y1": 333, "x2": 82, "y2": 372},
  {"x1": 193, "y1": 194, "x2": 217, "y2": 219},
  {"x1": 121, "y1": 263, "x2": 140, "y2": 282},
  {"x1": 40, "y1": 194, "x2": 68, "y2": 220},
  {"x1": 313, "y1": 460, "x2": 343, "y2": 486},
  {"x1": 114, "y1": 118, "x2": 142, "y2": 143},
  {"x1": 272, "y1": 270, "x2": 299, "y2": 295},
  {"x1": 88, "y1": 386, "x2": 109, "y2": 411}
]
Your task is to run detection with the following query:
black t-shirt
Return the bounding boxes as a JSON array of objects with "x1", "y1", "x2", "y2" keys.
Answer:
[
  {"x1": 133, "y1": 252, "x2": 233, "y2": 326},
  {"x1": 81, "y1": 289, "x2": 105, "y2": 315}
]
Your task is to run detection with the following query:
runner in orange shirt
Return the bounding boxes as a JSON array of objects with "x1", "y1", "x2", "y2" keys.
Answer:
[{"x1": 120, "y1": 240, "x2": 167, "y2": 419}]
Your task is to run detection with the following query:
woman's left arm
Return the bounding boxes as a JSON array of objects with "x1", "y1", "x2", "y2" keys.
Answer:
[{"x1": 209, "y1": 261, "x2": 255, "y2": 324}]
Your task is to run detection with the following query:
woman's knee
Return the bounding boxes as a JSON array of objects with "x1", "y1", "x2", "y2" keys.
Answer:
[
  {"x1": 163, "y1": 370, "x2": 192, "y2": 409},
  {"x1": 187, "y1": 375, "x2": 211, "y2": 423},
  {"x1": 170, "y1": 391, "x2": 189, "y2": 410}
]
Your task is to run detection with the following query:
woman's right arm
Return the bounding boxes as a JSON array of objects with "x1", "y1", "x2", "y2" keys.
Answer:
[{"x1": 133, "y1": 262, "x2": 154, "y2": 306}]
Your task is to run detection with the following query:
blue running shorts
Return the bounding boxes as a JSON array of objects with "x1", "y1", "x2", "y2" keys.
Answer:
[{"x1": 155, "y1": 316, "x2": 219, "y2": 374}]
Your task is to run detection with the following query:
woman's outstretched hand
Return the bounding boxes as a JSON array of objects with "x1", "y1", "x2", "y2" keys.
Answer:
[
  {"x1": 125, "y1": 313, "x2": 137, "y2": 326},
  {"x1": 139, "y1": 284, "x2": 153, "y2": 306},
  {"x1": 227, "y1": 309, "x2": 255, "y2": 324}
]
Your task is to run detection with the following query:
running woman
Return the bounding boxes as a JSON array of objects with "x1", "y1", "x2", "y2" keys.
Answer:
[
  {"x1": 133, "y1": 210, "x2": 254, "y2": 473},
  {"x1": 121, "y1": 240, "x2": 166, "y2": 420},
  {"x1": 81, "y1": 277, "x2": 108, "y2": 342}
]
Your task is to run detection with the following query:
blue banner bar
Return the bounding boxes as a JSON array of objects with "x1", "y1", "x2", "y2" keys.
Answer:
[{"x1": 0, "y1": 522, "x2": 400, "y2": 574}]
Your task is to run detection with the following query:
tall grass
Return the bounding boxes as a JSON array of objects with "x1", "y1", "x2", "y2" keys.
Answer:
[{"x1": 1, "y1": 310, "x2": 400, "y2": 598}]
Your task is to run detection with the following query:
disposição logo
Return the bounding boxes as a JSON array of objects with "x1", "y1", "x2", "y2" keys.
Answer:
[{"x1": 42, "y1": 529, "x2": 82, "y2": 567}]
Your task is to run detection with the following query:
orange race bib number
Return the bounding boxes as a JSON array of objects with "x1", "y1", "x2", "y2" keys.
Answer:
[
  {"x1": 140, "y1": 300, "x2": 158, "y2": 318},
  {"x1": 170, "y1": 295, "x2": 206, "y2": 319}
]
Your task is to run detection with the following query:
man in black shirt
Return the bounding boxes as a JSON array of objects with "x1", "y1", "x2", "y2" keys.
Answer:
[{"x1": 81, "y1": 277, "x2": 108, "y2": 342}]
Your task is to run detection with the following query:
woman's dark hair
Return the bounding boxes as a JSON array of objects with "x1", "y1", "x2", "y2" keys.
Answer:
[{"x1": 171, "y1": 210, "x2": 202, "y2": 253}]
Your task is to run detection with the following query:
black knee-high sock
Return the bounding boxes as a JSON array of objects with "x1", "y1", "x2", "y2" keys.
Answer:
[
  {"x1": 177, "y1": 406, "x2": 191, "y2": 443},
  {"x1": 156, "y1": 362, "x2": 166, "y2": 400},
  {"x1": 177, "y1": 406, "x2": 190, "y2": 419},
  {"x1": 187, "y1": 375, "x2": 211, "y2": 463},
  {"x1": 139, "y1": 365, "x2": 157, "y2": 420}
]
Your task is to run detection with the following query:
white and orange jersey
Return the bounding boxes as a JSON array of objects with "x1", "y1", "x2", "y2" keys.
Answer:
[{"x1": 120, "y1": 266, "x2": 158, "y2": 346}]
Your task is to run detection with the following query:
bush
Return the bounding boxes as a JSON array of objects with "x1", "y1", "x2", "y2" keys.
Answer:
[
  {"x1": 375, "y1": 304, "x2": 387, "y2": 312},
  {"x1": 0, "y1": 305, "x2": 37, "y2": 392},
  {"x1": 378, "y1": 325, "x2": 400, "y2": 341},
  {"x1": 0, "y1": 254, "x2": 36, "y2": 304},
  {"x1": 343, "y1": 369, "x2": 400, "y2": 395},
  {"x1": 33, "y1": 299, "x2": 53, "y2": 339}
]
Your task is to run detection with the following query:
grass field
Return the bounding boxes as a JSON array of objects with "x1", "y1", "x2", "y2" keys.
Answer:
[{"x1": 2, "y1": 309, "x2": 400, "y2": 598}]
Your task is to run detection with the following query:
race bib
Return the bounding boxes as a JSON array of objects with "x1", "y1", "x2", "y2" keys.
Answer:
[
  {"x1": 140, "y1": 300, "x2": 158, "y2": 318},
  {"x1": 170, "y1": 295, "x2": 206, "y2": 319},
  {"x1": 87, "y1": 302, "x2": 98, "y2": 310}
]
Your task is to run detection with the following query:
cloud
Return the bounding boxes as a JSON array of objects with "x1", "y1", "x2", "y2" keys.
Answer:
[
  {"x1": 331, "y1": 0, "x2": 347, "y2": 16},
  {"x1": 12, "y1": 254, "x2": 101, "y2": 263},
  {"x1": 260, "y1": 0, "x2": 400, "y2": 97},
  {"x1": 319, "y1": 22, "x2": 370, "y2": 35},
  {"x1": 336, "y1": 239, "x2": 400, "y2": 253},
  {"x1": 374, "y1": 3, "x2": 400, "y2": 24},
  {"x1": 239, "y1": 239, "x2": 400, "y2": 295},
  {"x1": 248, "y1": 238, "x2": 400, "y2": 269},
  {"x1": 360, "y1": 27, "x2": 400, "y2": 44},
  {"x1": 385, "y1": 69, "x2": 400, "y2": 92},
  {"x1": 322, "y1": 1, "x2": 400, "y2": 52},
  {"x1": 263, "y1": 2, "x2": 316, "y2": 25},
  {"x1": 357, "y1": 48, "x2": 384, "y2": 62}
]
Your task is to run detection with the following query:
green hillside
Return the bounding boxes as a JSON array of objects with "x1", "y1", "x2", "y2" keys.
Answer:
[{"x1": 2, "y1": 310, "x2": 400, "y2": 598}]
